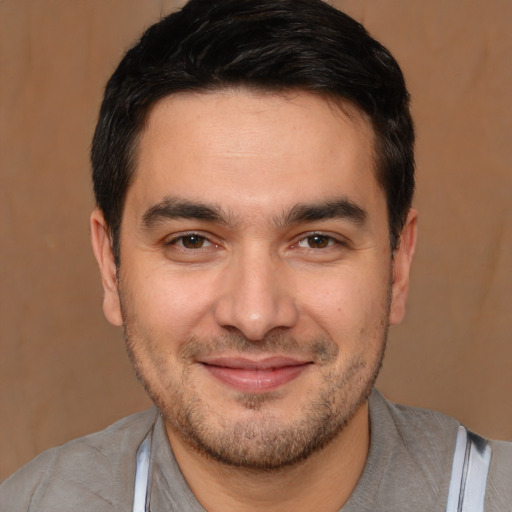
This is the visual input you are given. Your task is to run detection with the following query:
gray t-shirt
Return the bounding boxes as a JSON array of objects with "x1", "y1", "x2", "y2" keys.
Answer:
[{"x1": 1, "y1": 389, "x2": 511, "y2": 511}]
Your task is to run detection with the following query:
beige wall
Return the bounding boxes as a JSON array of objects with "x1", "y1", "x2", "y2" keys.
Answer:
[{"x1": 1, "y1": 0, "x2": 511, "y2": 480}]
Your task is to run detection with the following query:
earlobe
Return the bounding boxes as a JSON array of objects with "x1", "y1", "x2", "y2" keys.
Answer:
[
  {"x1": 90, "y1": 209, "x2": 123, "y2": 327},
  {"x1": 389, "y1": 209, "x2": 418, "y2": 326}
]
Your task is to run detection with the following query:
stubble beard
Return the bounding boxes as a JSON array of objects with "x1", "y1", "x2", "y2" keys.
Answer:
[{"x1": 120, "y1": 294, "x2": 390, "y2": 473}]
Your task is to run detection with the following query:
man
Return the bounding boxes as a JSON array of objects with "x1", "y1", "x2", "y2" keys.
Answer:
[{"x1": 1, "y1": 0, "x2": 510, "y2": 510}]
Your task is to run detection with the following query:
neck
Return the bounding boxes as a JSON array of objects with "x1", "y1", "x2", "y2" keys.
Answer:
[{"x1": 166, "y1": 401, "x2": 370, "y2": 512}]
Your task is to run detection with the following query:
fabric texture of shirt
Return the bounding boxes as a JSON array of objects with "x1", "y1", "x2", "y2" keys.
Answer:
[{"x1": 1, "y1": 389, "x2": 511, "y2": 511}]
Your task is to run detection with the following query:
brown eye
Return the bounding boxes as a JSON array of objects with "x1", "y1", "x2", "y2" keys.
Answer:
[
  {"x1": 181, "y1": 235, "x2": 208, "y2": 249},
  {"x1": 299, "y1": 234, "x2": 333, "y2": 249}
]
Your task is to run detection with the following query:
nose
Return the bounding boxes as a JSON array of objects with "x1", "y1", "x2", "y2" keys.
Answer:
[{"x1": 213, "y1": 249, "x2": 299, "y2": 341}]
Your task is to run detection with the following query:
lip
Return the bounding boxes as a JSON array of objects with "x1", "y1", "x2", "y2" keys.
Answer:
[{"x1": 199, "y1": 356, "x2": 312, "y2": 392}]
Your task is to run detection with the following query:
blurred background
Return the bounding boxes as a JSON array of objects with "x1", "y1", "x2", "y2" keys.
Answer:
[{"x1": 1, "y1": 0, "x2": 511, "y2": 480}]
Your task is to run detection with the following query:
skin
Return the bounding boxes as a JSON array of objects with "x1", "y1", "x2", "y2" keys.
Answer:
[{"x1": 91, "y1": 89, "x2": 417, "y2": 511}]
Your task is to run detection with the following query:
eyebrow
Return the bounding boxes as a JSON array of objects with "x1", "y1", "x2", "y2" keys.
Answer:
[
  {"x1": 141, "y1": 196, "x2": 367, "y2": 230},
  {"x1": 141, "y1": 198, "x2": 227, "y2": 229},
  {"x1": 277, "y1": 198, "x2": 367, "y2": 227}
]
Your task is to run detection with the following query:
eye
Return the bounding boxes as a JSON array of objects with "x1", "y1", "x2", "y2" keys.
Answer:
[
  {"x1": 297, "y1": 234, "x2": 337, "y2": 249},
  {"x1": 168, "y1": 234, "x2": 213, "y2": 249}
]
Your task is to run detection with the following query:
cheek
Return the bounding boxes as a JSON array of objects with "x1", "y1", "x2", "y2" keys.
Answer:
[
  {"x1": 298, "y1": 265, "x2": 391, "y2": 344},
  {"x1": 121, "y1": 264, "x2": 220, "y2": 338}
]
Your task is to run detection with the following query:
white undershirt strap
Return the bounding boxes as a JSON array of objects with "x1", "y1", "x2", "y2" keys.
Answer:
[
  {"x1": 446, "y1": 425, "x2": 492, "y2": 512},
  {"x1": 133, "y1": 431, "x2": 152, "y2": 512}
]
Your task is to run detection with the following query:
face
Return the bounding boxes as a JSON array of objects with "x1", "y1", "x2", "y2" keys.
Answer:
[{"x1": 92, "y1": 89, "x2": 416, "y2": 470}]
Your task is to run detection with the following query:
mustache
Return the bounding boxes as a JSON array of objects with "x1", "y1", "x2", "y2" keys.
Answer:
[{"x1": 179, "y1": 330, "x2": 339, "y2": 365}]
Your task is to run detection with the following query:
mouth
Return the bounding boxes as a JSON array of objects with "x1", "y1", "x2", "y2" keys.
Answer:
[{"x1": 199, "y1": 356, "x2": 313, "y2": 392}]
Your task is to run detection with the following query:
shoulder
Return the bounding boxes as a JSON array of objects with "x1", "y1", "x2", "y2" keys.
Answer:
[
  {"x1": 0, "y1": 408, "x2": 158, "y2": 512},
  {"x1": 370, "y1": 390, "x2": 512, "y2": 510}
]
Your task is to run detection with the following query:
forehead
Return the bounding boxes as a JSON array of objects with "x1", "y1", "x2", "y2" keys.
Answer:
[{"x1": 128, "y1": 89, "x2": 383, "y2": 221}]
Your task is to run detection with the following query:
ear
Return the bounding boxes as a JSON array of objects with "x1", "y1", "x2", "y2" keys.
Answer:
[
  {"x1": 90, "y1": 209, "x2": 123, "y2": 326},
  {"x1": 389, "y1": 209, "x2": 418, "y2": 326}
]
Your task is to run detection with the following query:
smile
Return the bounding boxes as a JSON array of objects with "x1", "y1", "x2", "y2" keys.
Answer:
[{"x1": 200, "y1": 356, "x2": 313, "y2": 392}]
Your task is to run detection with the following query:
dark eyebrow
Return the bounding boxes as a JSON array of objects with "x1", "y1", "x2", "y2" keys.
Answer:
[
  {"x1": 278, "y1": 198, "x2": 367, "y2": 226},
  {"x1": 141, "y1": 196, "x2": 366, "y2": 230},
  {"x1": 141, "y1": 198, "x2": 226, "y2": 229}
]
